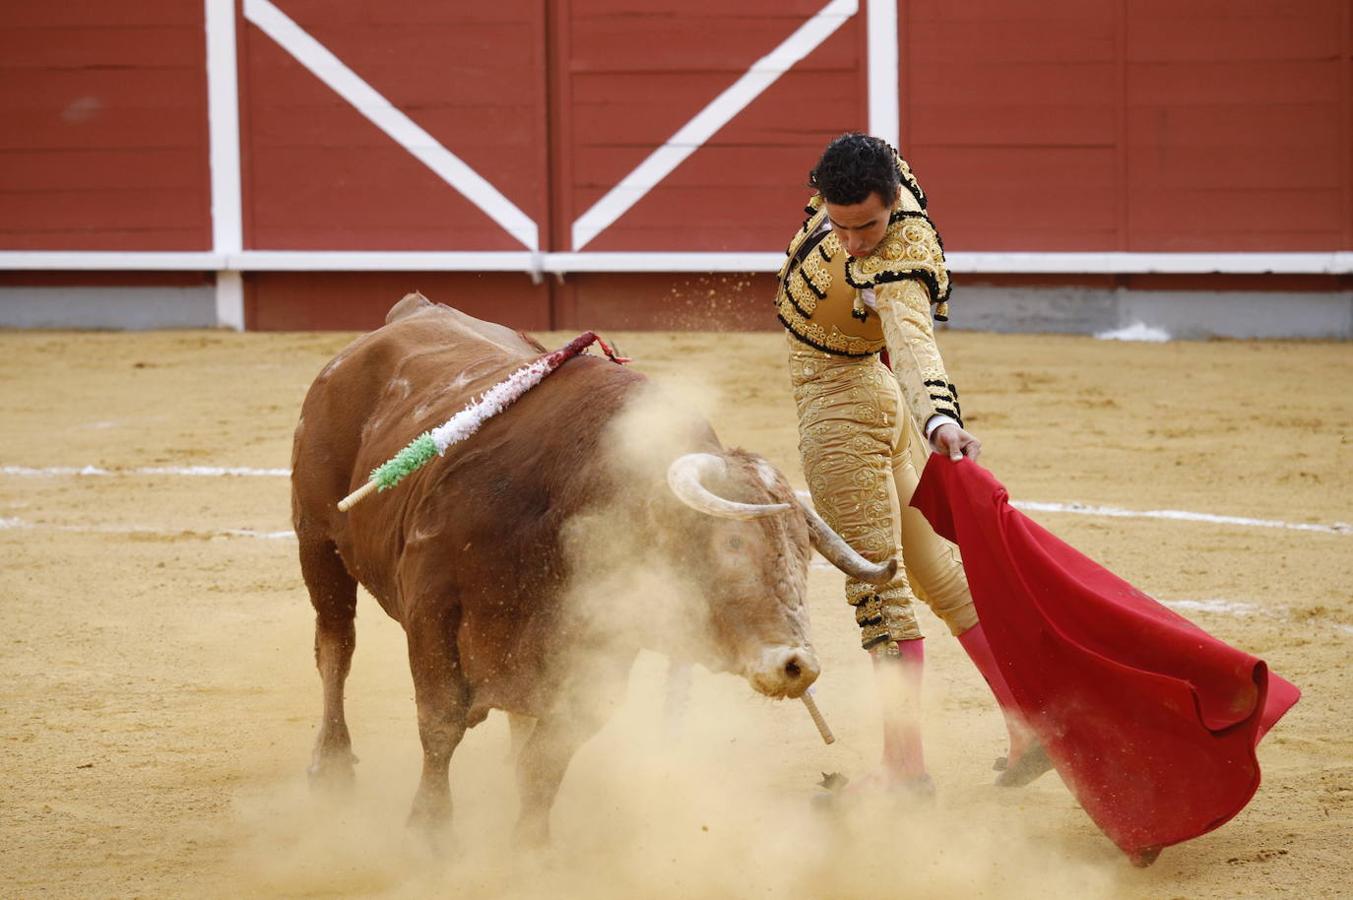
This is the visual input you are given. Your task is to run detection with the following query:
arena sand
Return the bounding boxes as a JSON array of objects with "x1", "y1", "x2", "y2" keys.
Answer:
[{"x1": 1, "y1": 327, "x2": 1350, "y2": 898}]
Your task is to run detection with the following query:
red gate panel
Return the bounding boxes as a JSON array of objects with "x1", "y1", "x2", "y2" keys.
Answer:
[
  {"x1": 554, "y1": 0, "x2": 867, "y2": 252},
  {"x1": 0, "y1": 1, "x2": 210, "y2": 251},
  {"x1": 1124, "y1": 0, "x2": 1348, "y2": 251},
  {"x1": 239, "y1": 0, "x2": 549, "y2": 251},
  {"x1": 903, "y1": 0, "x2": 1352, "y2": 253},
  {"x1": 903, "y1": 0, "x2": 1121, "y2": 252}
]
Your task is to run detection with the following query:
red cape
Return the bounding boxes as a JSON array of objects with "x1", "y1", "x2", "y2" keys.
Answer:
[{"x1": 910, "y1": 457, "x2": 1300, "y2": 855}]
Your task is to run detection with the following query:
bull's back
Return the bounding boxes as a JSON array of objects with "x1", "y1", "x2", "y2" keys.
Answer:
[{"x1": 290, "y1": 297, "x2": 539, "y2": 541}]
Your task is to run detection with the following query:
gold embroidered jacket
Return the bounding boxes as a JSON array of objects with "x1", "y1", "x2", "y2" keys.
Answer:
[{"x1": 776, "y1": 162, "x2": 962, "y2": 428}]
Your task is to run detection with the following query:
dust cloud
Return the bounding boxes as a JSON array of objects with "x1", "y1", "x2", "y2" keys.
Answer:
[
  {"x1": 556, "y1": 374, "x2": 732, "y2": 668},
  {"x1": 225, "y1": 372, "x2": 1118, "y2": 900},
  {"x1": 226, "y1": 649, "x2": 1118, "y2": 899}
]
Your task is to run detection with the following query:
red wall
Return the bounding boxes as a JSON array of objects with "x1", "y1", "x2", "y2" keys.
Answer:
[
  {"x1": 234, "y1": 0, "x2": 1353, "y2": 256},
  {"x1": 243, "y1": 271, "x2": 551, "y2": 331},
  {"x1": 2, "y1": 0, "x2": 1351, "y2": 330},
  {"x1": 906, "y1": 0, "x2": 1353, "y2": 252},
  {"x1": 0, "y1": 0, "x2": 211, "y2": 251}
]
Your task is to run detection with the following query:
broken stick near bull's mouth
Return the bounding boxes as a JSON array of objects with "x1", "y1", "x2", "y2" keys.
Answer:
[{"x1": 801, "y1": 690, "x2": 835, "y2": 745}]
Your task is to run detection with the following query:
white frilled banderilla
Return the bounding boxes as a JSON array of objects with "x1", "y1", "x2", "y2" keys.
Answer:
[{"x1": 337, "y1": 331, "x2": 630, "y2": 512}]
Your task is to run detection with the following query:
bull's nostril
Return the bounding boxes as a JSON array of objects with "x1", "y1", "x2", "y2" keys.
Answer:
[{"x1": 785, "y1": 661, "x2": 802, "y2": 679}]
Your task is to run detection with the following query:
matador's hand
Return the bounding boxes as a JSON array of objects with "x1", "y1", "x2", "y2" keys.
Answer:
[{"x1": 931, "y1": 423, "x2": 981, "y2": 462}]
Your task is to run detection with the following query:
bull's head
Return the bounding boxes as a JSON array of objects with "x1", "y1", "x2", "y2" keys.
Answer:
[{"x1": 658, "y1": 451, "x2": 897, "y2": 700}]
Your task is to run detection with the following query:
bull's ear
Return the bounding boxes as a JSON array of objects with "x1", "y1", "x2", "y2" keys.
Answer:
[
  {"x1": 666, "y1": 453, "x2": 790, "y2": 520},
  {"x1": 794, "y1": 495, "x2": 897, "y2": 585}
]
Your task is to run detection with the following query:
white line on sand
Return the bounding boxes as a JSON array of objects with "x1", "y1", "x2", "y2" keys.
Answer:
[
  {"x1": 1, "y1": 465, "x2": 292, "y2": 478},
  {"x1": 0, "y1": 517, "x2": 293, "y2": 540},
  {"x1": 4, "y1": 466, "x2": 1348, "y2": 535},
  {"x1": 4, "y1": 518, "x2": 1347, "y2": 633},
  {"x1": 1160, "y1": 598, "x2": 1261, "y2": 616},
  {"x1": 1011, "y1": 500, "x2": 1350, "y2": 535}
]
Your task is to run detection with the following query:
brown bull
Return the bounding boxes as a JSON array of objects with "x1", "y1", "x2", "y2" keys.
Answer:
[{"x1": 290, "y1": 294, "x2": 894, "y2": 841}]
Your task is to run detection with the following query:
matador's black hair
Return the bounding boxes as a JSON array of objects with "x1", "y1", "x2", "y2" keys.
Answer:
[{"x1": 807, "y1": 133, "x2": 900, "y2": 206}]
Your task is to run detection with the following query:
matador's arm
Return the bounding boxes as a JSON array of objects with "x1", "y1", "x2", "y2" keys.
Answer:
[{"x1": 871, "y1": 278, "x2": 963, "y2": 436}]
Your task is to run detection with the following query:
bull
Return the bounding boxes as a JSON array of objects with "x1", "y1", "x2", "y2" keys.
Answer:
[{"x1": 289, "y1": 294, "x2": 894, "y2": 841}]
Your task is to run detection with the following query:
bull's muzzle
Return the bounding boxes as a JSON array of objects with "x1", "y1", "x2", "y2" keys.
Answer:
[{"x1": 748, "y1": 645, "x2": 821, "y2": 700}]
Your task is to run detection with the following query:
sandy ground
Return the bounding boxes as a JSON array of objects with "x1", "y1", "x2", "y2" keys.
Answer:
[{"x1": 1, "y1": 323, "x2": 1350, "y2": 898}]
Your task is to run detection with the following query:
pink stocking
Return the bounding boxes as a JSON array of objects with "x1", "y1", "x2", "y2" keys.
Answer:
[{"x1": 876, "y1": 638, "x2": 927, "y2": 780}]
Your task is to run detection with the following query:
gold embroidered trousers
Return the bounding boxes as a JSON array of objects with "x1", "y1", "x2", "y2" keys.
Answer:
[{"x1": 788, "y1": 333, "x2": 978, "y2": 651}]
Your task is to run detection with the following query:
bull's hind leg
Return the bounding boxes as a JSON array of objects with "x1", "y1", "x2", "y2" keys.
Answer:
[
  {"x1": 299, "y1": 535, "x2": 359, "y2": 788},
  {"x1": 405, "y1": 607, "x2": 470, "y2": 830}
]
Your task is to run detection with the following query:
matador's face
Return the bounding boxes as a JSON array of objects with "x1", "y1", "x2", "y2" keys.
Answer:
[{"x1": 824, "y1": 189, "x2": 894, "y2": 258}]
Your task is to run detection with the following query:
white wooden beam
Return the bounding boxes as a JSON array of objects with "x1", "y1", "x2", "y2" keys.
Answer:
[
  {"x1": 866, "y1": 0, "x2": 899, "y2": 147},
  {"x1": 3, "y1": 250, "x2": 1351, "y2": 275},
  {"x1": 205, "y1": 0, "x2": 245, "y2": 329}
]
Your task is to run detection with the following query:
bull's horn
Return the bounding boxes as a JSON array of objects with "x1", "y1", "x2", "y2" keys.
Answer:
[
  {"x1": 666, "y1": 453, "x2": 791, "y2": 520},
  {"x1": 794, "y1": 496, "x2": 898, "y2": 585}
]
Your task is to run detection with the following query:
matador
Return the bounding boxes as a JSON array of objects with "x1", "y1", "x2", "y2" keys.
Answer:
[{"x1": 776, "y1": 132, "x2": 1048, "y2": 793}]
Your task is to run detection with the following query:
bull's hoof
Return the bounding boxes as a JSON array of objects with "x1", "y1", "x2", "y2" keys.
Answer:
[
  {"x1": 993, "y1": 743, "x2": 1053, "y2": 788},
  {"x1": 307, "y1": 750, "x2": 357, "y2": 792},
  {"x1": 1128, "y1": 846, "x2": 1162, "y2": 868},
  {"x1": 513, "y1": 816, "x2": 550, "y2": 848},
  {"x1": 406, "y1": 793, "x2": 452, "y2": 832}
]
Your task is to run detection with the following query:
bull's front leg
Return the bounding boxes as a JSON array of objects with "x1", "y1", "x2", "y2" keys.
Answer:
[
  {"x1": 404, "y1": 606, "x2": 470, "y2": 831},
  {"x1": 513, "y1": 712, "x2": 607, "y2": 846},
  {"x1": 513, "y1": 656, "x2": 628, "y2": 846}
]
